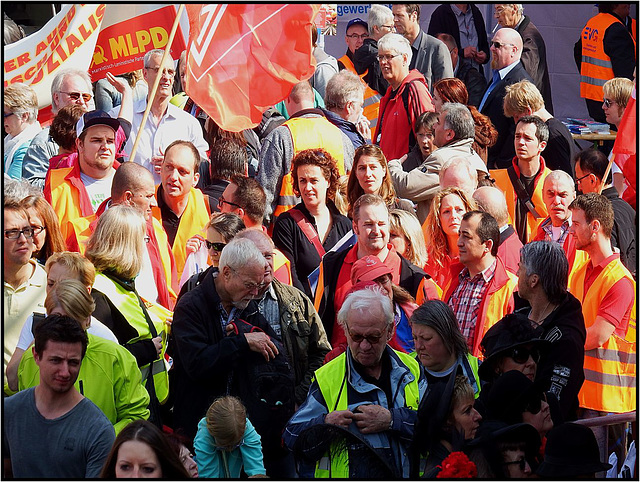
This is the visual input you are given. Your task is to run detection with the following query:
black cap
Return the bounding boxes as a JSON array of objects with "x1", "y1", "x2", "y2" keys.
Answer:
[
  {"x1": 76, "y1": 110, "x2": 120, "y2": 137},
  {"x1": 537, "y1": 422, "x2": 612, "y2": 477}
]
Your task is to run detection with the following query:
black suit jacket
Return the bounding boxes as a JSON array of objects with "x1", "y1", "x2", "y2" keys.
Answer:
[
  {"x1": 480, "y1": 61, "x2": 533, "y2": 169},
  {"x1": 456, "y1": 60, "x2": 487, "y2": 107},
  {"x1": 516, "y1": 15, "x2": 554, "y2": 114}
]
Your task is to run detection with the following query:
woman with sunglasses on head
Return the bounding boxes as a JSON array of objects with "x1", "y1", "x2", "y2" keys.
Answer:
[
  {"x1": 3, "y1": 83, "x2": 42, "y2": 179},
  {"x1": 272, "y1": 149, "x2": 352, "y2": 299}
]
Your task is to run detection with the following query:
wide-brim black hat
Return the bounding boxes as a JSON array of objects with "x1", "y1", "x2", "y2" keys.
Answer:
[
  {"x1": 484, "y1": 370, "x2": 541, "y2": 425},
  {"x1": 536, "y1": 422, "x2": 613, "y2": 477},
  {"x1": 470, "y1": 419, "x2": 541, "y2": 456}
]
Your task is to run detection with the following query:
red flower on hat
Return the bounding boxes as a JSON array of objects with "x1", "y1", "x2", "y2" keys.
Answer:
[{"x1": 436, "y1": 451, "x2": 477, "y2": 478}]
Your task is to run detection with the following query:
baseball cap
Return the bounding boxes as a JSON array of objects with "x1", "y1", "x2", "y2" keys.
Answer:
[
  {"x1": 76, "y1": 110, "x2": 120, "y2": 137},
  {"x1": 346, "y1": 17, "x2": 368, "y2": 32},
  {"x1": 350, "y1": 255, "x2": 392, "y2": 285}
]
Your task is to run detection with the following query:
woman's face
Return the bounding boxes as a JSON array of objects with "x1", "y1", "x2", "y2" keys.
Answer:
[
  {"x1": 115, "y1": 440, "x2": 162, "y2": 478},
  {"x1": 416, "y1": 126, "x2": 436, "y2": 159},
  {"x1": 47, "y1": 263, "x2": 75, "y2": 294},
  {"x1": 389, "y1": 230, "x2": 408, "y2": 258},
  {"x1": 297, "y1": 164, "x2": 329, "y2": 211},
  {"x1": 439, "y1": 194, "x2": 466, "y2": 238},
  {"x1": 502, "y1": 449, "x2": 533, "y2": 478},
  {"x1": 602, "y1": 96, "x2": 624, "y2": 127},
  {"x1": 179, "y1": 444, "x2": 198, "y2": 478},
  {"x1": 206, "y1": 227, "x2": 227, "y2": 267},
  {"x1": 411, "y1": 324, "x2": 456, "y2": 372},
  {"x1": 522, "y1": 393, "x2": 553, "y2": 436},
  {"x1": 496, "y1": 344, "x2": 538, "y2": 381},
  {"x1": 355, "y1": 155, "x2": 385, "y2": 195},
  {"x1": 3, "y1": 110, "x2": 27, "y2": 137},
  {"x1": 27, "y1": 207, "x2": 46, "y2": 252},
  {"x1": 433, "y1": 90, "x2": 444, "y2": 112},
  {"x1": 373, "y1": 273, "x2": 393, "y2": 300},
  {"x1": 451, "y1": 394, "x2": 482, "y2": 440}
]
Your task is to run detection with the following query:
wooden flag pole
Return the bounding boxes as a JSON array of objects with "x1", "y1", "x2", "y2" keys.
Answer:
[
  {"x1": 129, "y1": 3, "x2": 185, "y2": 163},
  {"x1": 598, "y1": 153, "x2": 616, "y2": 194}
]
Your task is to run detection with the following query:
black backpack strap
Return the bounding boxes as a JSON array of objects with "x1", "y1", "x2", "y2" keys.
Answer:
[
  {"x1": 401, "y1": 80, "x2": 420, "y2": 148},
  {"x1": 506, "y1": 165, "x2": 543, "y2": 219}
]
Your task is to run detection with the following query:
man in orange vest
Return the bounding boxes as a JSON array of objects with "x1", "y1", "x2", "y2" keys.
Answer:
[
  {"x1": 567, "y1": 193, "x2": 635, "y2": 467},
  {"x1": 575, "y1": 3, "x2": 635, "y2": 124},
  {"x1": 256, "y1": 81, "x2": 354, "y2": 224},
  {"x1": 444, "y1": 211, "x2": 517, "y2": 357}
]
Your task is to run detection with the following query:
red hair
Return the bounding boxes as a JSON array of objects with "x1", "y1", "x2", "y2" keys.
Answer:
[{"x1": 434, "y1": 78, "x2": 469, "y2": 105}]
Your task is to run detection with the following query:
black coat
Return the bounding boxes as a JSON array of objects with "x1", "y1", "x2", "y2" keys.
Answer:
[
  {"x1": 516, "y1": 15, "x2": 554, "y2": 115},
  {"x1": 427, "y1": 3, "x2": 490, "y2": 65},
  {"x1": 542, "y1": 117, "x2": 578, "y2": 175},
  {"x1": 480, "y1": 61, "x2": 533, "y2": 169},
  {"x1": 456, "y1": 60, "x2": 487, "y2": 108},
  {"x1": 353, "y1": 38, "x2": 389, "y2": 96}
]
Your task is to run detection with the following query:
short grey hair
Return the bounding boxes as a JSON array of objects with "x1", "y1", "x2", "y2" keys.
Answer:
[
  {"x1": 441, "y1": 103, "x2": 475, "y2": 140},
  {"x1": 218, "y1": 237, "x2": 267, "y2": 273},
  {"x1": 337, "y1": 286, "x2": 394, "y2": 331},
  {"x1": 3, "y1": 176, "x2": 41, "y2": 200},
  {"x1": 520, "y1": 241, "x2": 568, "y2": 303},
  {"x1": 324, "y1": 70, "x2": 365, "y2": 111},
  {"x1": 143, "y1": 49, "x2": 174, "y2": 68},
  {"x1": 544, "y1": 170, "x2": 576, "y2": 196},
  {"x1": 377, "y1": 33, "x2": 412, "y2": 64},
  {"x1": 50, "y1": 69, "x2": 92, "y2": 113},
  {"x1": 440, "y1": 157, "x2": 478, "y2": 189},
  {"x1": 368, "y1": 4, "x2": 393, "y2": 35}
]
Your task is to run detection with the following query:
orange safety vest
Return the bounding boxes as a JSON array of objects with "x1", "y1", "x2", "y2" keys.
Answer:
[
  {"x1": 569, "y1": 257, "x2": 636, "y2": 413},
  {"x1": 273, "y1": 116, "x2": 346, "y2": 219},
  {"x1": 490, "y1": 159, "x2": 550, "y2": 243},
  {"x1": 339, "y1": 54, "x2": 382, "y2": 138},
  {"x1": 152, "y1": 188, "x2": 211, "y2": 280},
  {"x1": 580, "y1": 13, "x2": 636, "y2": 102},
  {"x1": 273, "y1": 248, "x2": 293, "y2": 285}
]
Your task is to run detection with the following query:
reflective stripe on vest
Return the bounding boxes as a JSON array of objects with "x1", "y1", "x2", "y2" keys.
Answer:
[
  {"x1": 569, "y1": 257, "x2": 636, "y2": 413},
  {"x1": 273, "y1": 117, "x2": 346, "y2": 218},
  {"x1": 313, "y1": 350, "x2": 421, "y2": 478},
  {"x1": 339, "y1": 54, "x2": 381, "y2": 135},
  {"x1": 580, "y1": 14, "x2": 623, "y2": 101}
]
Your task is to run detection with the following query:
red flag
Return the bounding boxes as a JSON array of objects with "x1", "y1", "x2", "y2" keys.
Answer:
[
  {"x1": 612, "y1": 85, "x2": 636, "y2": 209},
  {"x1": 185, "y1": 4, "x2": 319, "y2": 132}
]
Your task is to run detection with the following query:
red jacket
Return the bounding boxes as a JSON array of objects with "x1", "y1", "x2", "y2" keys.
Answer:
[
  {"x1": 375, "y1": 69, "x2": 434, "y2": 160},
  {"x1": 498, "y1": 225, "x2": 523, "y2": 274}
]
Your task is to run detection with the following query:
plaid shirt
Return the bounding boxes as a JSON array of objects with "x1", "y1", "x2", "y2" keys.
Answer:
[
  {"x1": 447, "y1": 259, "x2": 497, "y2": 350},
  {"x1": 540, "y1": 217, "x2": 571, "y2": 245}
]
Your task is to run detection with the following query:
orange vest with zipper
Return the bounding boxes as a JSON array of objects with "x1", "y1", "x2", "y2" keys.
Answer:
[{"x1": 339, "y1": 54, "x2": 381, "y2": 137}]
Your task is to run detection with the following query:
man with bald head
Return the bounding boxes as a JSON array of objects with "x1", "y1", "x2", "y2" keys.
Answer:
[
  {"x1": 473, "y1": 185, "x2": 522, "y2": 274},
  {"x1": 440, "y1": 157, "x2": 478, "y2": 198},
  {"x1": 478, "y1": 27, "x2": 533, "y2": 168},
  {"x1": 66, "y1": 162, "x2": 178, "y2": 309},
  {"x1": 532, "y1": 170, "x2": 587, "y2": 273}
]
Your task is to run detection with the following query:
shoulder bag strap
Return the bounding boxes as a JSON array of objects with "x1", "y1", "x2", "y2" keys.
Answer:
[
  {"x1": 288, "y1": 209, "x2": 326, "y2": 257},
  {"x1": 507, "y1": 165, "x2": 543, "y2": 219}
]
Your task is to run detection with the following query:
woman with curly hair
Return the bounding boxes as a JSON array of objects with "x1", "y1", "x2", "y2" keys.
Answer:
[
  {"x1": 272, "y1": 148, "x2": 352, "y2": 298},
  {"x1": 346, "y1": 144, "x2": 413, "y2": 218},
  {"x1": 423, "y1": 187, "x2": 477, "y2": 288}
]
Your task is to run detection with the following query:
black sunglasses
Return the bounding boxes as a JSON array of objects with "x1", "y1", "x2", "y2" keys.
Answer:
[
  {"x1": 507, "y1": 345, "x2": 541, "y2": 364},
  {"x1": 218, "y1": 196, "x2": 242, "y2": 210},
  {"x1": 524, "y1": 391, "x2": 547, "y2": 414},
  {"x1": 205, "y1": 240, "x2": 226, "y2": 252},
  {"x1": 503, "y1": 457, "x2": 527, "y2": 471}
]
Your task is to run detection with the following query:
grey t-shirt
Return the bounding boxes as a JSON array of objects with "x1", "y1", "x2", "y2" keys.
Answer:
[{"x1": 3, "y1": 387, "x2": 115, "y2": 478}]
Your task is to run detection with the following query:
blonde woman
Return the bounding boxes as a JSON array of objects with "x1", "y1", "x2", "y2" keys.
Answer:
[
  {"x1": 389, "y1": 209, "x2": 428, "y2": 268},
  {"x1": 3, "y1": 83, "x2": 42, "y2": 179},
  {"x1": 423, "y1": 187, "x2": 477, "y2": 289}
]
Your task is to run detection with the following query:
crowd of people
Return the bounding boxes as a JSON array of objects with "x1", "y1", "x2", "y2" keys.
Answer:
[{"x1": 3, "y1": 3, "x2": 637, "y2": 479}]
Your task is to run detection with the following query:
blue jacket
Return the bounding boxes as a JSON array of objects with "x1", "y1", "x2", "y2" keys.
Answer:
[{"x1": 322, "y1": 108, "x2": 369, "y2": 150}]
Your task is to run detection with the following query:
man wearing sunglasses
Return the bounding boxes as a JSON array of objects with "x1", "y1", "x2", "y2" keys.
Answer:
[
  {"x1": 3, "y1": 199, "x2": 46, "y2": 391},
  {"x1": 22, "y1": 69, "x2": 95, "y2": 189},
  {"x1": 479, "y1": 27, "x2": 532, "y2": 169},
  {"x1": 285, "y1": 288, "x2": 426, "y2": 478}
]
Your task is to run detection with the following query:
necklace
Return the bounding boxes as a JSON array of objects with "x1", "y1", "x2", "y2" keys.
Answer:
[{"x1": 531, "y1": 300, "x2": 555, "y2": 326}]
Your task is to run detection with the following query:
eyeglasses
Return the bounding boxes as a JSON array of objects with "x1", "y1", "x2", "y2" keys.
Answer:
[
  {"x1": 506, "y1": 345, "x2": 541, "y2": 364},
  {"x1": 230, "y1": 267, "x2": 267, "y2": 291},
  {"x1": 377, "y1": 53, "x2": 402, "y2": 63},
  {"x1": 218, "y1": 196, "x2": 242, "y2": 210},
  {"x1": 59, "y1": 91, "x2": 93, "y2": 102},
  {"x1": 346, "y1": 326, "x2": 386, "y2": 344},
  {"x1": 146, "y1": 66, "x2": 176, "y2": 77},
  {"x1": 346, "y1": 33, "x2": 369, "y2": 40},
  {"x1": 575, "y1": 172, "x2": 593, "y2": 184},
  {"x1": 503, "y1": 457, "x2": 528, "y2": 471},
  {"x1": 30, "y1": 225, "x2": 45, "y2": 235},
  {"x1": 205, "y1": 240, "x2": 226, "y2": 252},
  {"x1": 5, "y1": 227, "x2": 35, "y2": 239},
  {"x1": 491, "y1": 41, "x2": 514, "y2": 49},
  {"x1": 381, "y1": 24, "x2": 395, "y2": 31},
  {"x1": 524, "y1": 392, "x2": 548, "y2": 415},
  {"x1": 603, "y1": 98, "x2": 616, "y2": 108}
]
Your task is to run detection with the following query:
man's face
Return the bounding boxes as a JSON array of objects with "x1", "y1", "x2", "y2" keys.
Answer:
[
  {"x1": 457, "y1": 215, "x2": 489, "y2": 266},
  {"x1": 128, "y1": 175, "x2": 158, "y2": 221},
  {"x1": 221, "y1": 262, "x2": 267, "y2": 310},
  {"x1": 494, "y1": 4, "x2": 519, "y2": 28},
  {"x1": 514, "y1": 122, "x2": 545, "y2": 163},
  {"x1": 250, "y1": 235, "x2": 275, "y2": 296},
  {"x1": 219, "y1": 182, "x2": 242, "y2": 215},
  {"x1": 516, "y1": 259, "x2": 532, "y2": 300},
  {"x1": 4, "y1": 209, "x2": 35, "y2": 270},
  {"x1": 54, "y1": 75, "x2": 94, "y2": 111},
  {"x1": 144, "y1": 54, "x2": 176, "y2": 99},
  {"x1": 345, "y1": 24, "x2": 368, "y2": 53},
  {"x1": 345, "y1": 305, "x2": 392, "y2": 369},
  {"x1": 353, "y1": 203, "x2": 390, "y2": 255},
  {"x1": 77, "y1": 125, "x2": 116, "y2": 176},
  {"x1": 543, "y1": 177, "x2": 575, "y2": 226},
  {"x1": 433, "y1": 111, "x2": 454, "y2": 148},
  {"x1": 490, "y1": 31, "x2": 516, "y2": 70},
  {"x1": 161, "y1": 145, "x2": 199, "y2": 200},
  {"x1": 568, "y1": 208, "x2": 594, "y2": 251},
  {"x1": 392, "y1": 5, "x2": 416, "y2": 36},
  {"x1": 574, "y1": 162, "x2": 597, "y2": 194},
  {"x1": 33, "y1": 340, "x2": 83, "y2": 394}
]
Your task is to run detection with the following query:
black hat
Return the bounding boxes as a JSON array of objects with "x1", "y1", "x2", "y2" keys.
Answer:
[
  {"x1": 470, "y1": 419, "x2": 541, "y2": 456},
  {"x1": 76, "y1": 110, "x2": 120, "y2": 137},
  {"x1": 536, "y1": 422, "x2": 612, "y2": 477},
  {"x1": 485, "y1": 370, "x2": 541, "y2": 425},
  {"x1": 478, "y1": 312, "x2": 549, "y2": 382}
]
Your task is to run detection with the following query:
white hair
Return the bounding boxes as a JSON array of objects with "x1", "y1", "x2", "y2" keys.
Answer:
[
  {"x1": 377, "y1": 33, "x2": 413, "y2": 64},
  {"x1": 50, "y1": 69, "x2": 92, "y2": 113},
  {"x1": 337, "y1": 286, "x2": 394, "y2": 331},
  {"x1": 218, "y1": 237, "x2": 267, "y2": 273},
  {"x1": 544, "y1": 170, "x2": 576, "y2": 195},
  {"x1": 368, "y1": 5, "x2": 393, "y2": 35}
]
